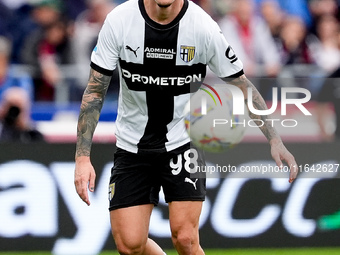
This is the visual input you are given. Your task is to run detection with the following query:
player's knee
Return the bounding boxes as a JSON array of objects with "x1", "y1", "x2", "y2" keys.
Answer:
[
  {"x1": 115, "y1": 239, "x2": 145, "y2": 255},
  {"x1": 172, "y1": 229, "x2": 195, "y2": 249},
  {"x1": 174, "y1": 233, "x2": 192, "y2": 248}
]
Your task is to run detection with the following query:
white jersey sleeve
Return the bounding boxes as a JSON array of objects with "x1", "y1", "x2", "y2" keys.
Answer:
[
  {"x1": 205, "y1": 17, "x2": 244, "y2": 78},
  {"x1": 90, "y1": 11, "x2": 120, "y2": 74}
]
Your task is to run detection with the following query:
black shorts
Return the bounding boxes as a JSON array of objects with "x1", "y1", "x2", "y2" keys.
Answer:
[{"x1": 108, "y1": 143, "x2": 206, "y2": 211}]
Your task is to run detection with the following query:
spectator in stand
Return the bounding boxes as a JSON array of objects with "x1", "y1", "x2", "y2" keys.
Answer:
[
  {"x1": 219, "y1": 0, "x2": 281, "y2": 76},
  {"x1": 0, "y1": 87, "x2": 44, "y2": 143},
  {"x1": 10, "y1": 0, "x2": 62, "y2": 64},
  {"x1": 72, "y1": 0, "x2": 118, "y2": 100},
  {"x1": 21, "y1": 15, "x2": 74, "y2": 101},
  {"x1": 311, "y1": 14, "x2": 340, "y2": 74},
  {"x1": 278, "y1": 16, "x2": 315, "y2": 65},
  {"x1": 0, "y1": 36, "x2": 34, "y2": 101},
  {"x1": 316, "y1": 67, "x2": 340, "y2": 141},
  {"x1": 259, "y1": 0, "x2": 285, "y2": 47},
  {"x1": 72, "y1": 0, "x2": 114, "y2": 87},
  {"x1": 316, "y1": 29, "x2": 340, "y2": 142},
  {"x1": 308, "y1": 0, "x2": 339, "y2": 35},
  {"x1": 254, "y1": 0, "x2": 312, "y2": 28},
  {"x1": 218, "y1": 0, "x2": 281, "y2": 98},
  {"x1": 276, "y1": 16, "x2": 319, "y2": 96}
]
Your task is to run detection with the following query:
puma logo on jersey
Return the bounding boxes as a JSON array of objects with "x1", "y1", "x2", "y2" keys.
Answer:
[
  {"x1": 126, "y1": 45, "x2": 140, "y2": 57},
  {"x1": 185, "y1": 177, "x2": 198, "y2": 190}
]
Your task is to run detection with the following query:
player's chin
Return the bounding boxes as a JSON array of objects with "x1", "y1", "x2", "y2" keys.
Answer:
[{"x1": 155, "y1": 0, "x2": 176, "y2": 8}]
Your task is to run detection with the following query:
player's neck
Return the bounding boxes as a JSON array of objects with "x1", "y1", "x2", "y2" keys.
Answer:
[{"x1": 144, "y1": 0, "x2": 184, "y2": 25}]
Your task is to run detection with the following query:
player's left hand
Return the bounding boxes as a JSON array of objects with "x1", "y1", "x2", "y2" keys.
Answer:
[{"x1": 270, "y1": 138, "x2": 298, "y2": 183}]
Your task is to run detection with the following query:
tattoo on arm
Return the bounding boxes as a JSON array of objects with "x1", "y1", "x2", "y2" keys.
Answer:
[
  {"x1": 75, "y1": 68, "x2": 111, "y2": 158},
  {"x1": 226, "y1": 75, "x2": 280, "y2": 142}
]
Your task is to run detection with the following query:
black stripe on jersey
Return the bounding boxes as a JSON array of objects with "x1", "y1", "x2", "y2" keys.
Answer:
[
  {"x1": 137, "y1": 2, "x2": 189, "y2": 153},
  {"x1": 90, "y1": 62, "x2": 114, "y2": 76}
]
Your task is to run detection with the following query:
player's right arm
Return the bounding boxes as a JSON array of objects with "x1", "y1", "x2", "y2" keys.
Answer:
[{"x1": 74, "y1": 68, "x2": 111, "y2": 205}]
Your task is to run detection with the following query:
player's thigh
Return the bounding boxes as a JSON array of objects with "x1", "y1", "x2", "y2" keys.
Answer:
[
  {"x1": 110, "y1": 204, "x2": 154, "y2": 247},
  {"x1": 168, "y1": 201, "x2": 203, "y2": 238}
]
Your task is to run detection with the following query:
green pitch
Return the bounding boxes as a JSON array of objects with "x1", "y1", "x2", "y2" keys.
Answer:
[{"x1": 2, "y1": 248, "x2": 340, "y2": 255}]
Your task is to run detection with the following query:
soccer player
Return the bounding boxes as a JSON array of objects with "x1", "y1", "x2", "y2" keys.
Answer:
[{"x1": 74, "y1": 0, "x2": 298, "y2": 254}]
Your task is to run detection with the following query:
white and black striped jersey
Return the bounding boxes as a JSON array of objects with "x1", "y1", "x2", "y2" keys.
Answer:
[{"x1": 91, "y1": 0, "x2": 244, "y2": 154}]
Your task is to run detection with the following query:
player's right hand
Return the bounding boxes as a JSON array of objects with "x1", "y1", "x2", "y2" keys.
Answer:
[{"x1": 74, "y1": 156, "x2": 96, "y2": 206}]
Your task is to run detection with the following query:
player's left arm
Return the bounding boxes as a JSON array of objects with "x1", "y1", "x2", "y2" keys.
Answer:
[{"x1": 223, "y1": 74, "x2": 298, "y2": 183}]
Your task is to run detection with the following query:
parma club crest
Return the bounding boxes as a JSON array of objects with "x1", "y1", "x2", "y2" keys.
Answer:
[
  {"x1": 180, "y1": 45, "x2": 195, "y2": 62},
  {"x1": 108, "y1": 183, "x2": 115, "y2": 201}
]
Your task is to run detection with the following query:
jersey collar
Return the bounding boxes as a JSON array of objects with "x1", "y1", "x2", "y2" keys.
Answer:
[{"x1": 139, "y1": 0, "x2": 189, "y2": 30}]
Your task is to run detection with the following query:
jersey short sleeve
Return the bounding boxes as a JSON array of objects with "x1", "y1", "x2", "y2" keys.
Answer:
[
  {"x1": 205, "y1": 20, "x2": 244, "y2": 79},
  {"x1": 91, "y1": 12, "x2": 120, "y2": 75}
]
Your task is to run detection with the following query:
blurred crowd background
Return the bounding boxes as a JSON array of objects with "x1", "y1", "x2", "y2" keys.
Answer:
[{"x1": 0, "y1": 0, "x2": 339, "y2": 142}]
